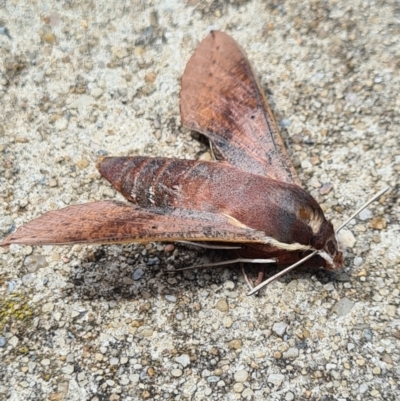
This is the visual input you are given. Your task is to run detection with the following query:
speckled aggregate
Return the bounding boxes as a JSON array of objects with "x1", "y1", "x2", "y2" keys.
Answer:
[{"x1": 0, "y1": 1, "x2": 399, "y2": 400}]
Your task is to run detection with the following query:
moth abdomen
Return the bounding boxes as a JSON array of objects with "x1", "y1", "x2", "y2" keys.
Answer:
[{"x1": 98, "y1": 156, "x2": 202, "y2": 208}]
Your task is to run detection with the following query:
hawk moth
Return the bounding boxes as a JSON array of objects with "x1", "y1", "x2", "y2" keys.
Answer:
[{"x1": 2, "y1": 31, "x2": 347, "y2": 287}]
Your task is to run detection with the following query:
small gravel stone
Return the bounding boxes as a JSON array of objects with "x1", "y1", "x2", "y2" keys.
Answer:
[
  {"x1": 62, "y1": 364, "x2": 74, "y2": 374},
  {"x1": 110, "y1": 357, "x2": 119, "y2": 365},
  {"x1": 268, "y1": 373, "x2": 285, "y2": 386},
  {"x1": 333, "y1": 297, "x2": 355, "y2": 316},
  {"x1": 129, "y1": 374, "x2": 139, "y2": 383},
  {"x1": 283, "y1": 347, "x2": 299, "y2": 359},
  {"x1": 215, "y1": 298, "x2": 229, "y2": 312},
  {"x1": 164, "y1": 244, "x2": 174, "y2": 252},
  {"x1": 165, "y1": 295, "x2": 176, "y2": 303},
  {"x1": 233, "y1": 383, "x2": 244, "y2": 392},
  {"x1": 55, "y1": 118, "x2": 68, "y2": 131},
  {"x1": 146, "y1": 257, "x2": 159, "y2": 265},
  {"x1": 204, "y1": 388, "x2": 212, "y2": 396},
  {"x1": 234, "y1": 370, "x2": 248, "y2": 382},
  {"x1": 228, "y1": 339, "x2": 242, "y2": 350},
  {"x1": 222, "y1": 316, "x2": 233, "y2": 328},
  {"x1": 42, "y1": 302, "x2": 54, "y2": 313},
  {"x1": 273, "y1": 322, "x2": 288, "y2": 337},
  {"x1": 285, "y1": 392, "x2": 295, "y2": 401},
  {"x1": 359, "y1": 208, "x2": 373, "y2": 220},
  {"x1": 23, "y1": 255, "x2": 48, "y2": 273},
  {"x1": 223, "y1": 280, "x2": 235, "y2": 290},
  {"x1": 132, "y1": 268, "x2": 144, "y2": 280},
  {"x1": 337, "y1": 228, "x2": 356, "y2": 249},
  {"x1": 137, "y1": 327, "x2": 153, "y2": 338},
  {"x1": 9, "y1": 336, "x2": 19, "y2": 347},
  {"x1": 21, "y1": 274, "x2": 34, "y2": 285},
  {"x1": 0, "y1": 337, "x2": 6, "y2": 347},
  {"x1": 319, "y1": 182, "x2": 333, "y2": 195},
  {"x1": 170, "y1": 369, "x2": 183, "y2": 377},
  {"x1": 370, "y1": 217, "x2": 386, "y2": 229},
  {"x1": 91, "y1": 87, "x2": 103, "y2": 98},
  {"x1": 175, "y1": 354, "x2": 190, "y2": 368}
]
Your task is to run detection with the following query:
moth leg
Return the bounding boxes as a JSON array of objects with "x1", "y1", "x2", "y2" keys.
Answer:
[
  {"x1": 176, "y1": 241, "x2": 242, "y2": 250},
  {"x1": 240, "y1": 262, "x2": 254, "y2": 291},
  {"x1": 255, "y1": 270, "x2": 265, "y2": 287},
  {"x1": 240, "y1": 264, "x2": 265, "y2": 290},
  {"x1": 169, "y1": 258, "x2": 276, "y2": 272}
]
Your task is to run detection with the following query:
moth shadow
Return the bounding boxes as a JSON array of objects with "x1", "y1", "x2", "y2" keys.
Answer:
[
  {"x1": 64, "y1": 244, "x2": 242, "y2": 301},
  {"x1": 64, "y1": 244, "x2": 344, "y2": 301}
]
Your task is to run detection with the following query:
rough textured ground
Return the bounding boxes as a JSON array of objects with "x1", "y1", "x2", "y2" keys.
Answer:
[{"x1": 0, "y1": 1, "x2": 399, "y2": 400}]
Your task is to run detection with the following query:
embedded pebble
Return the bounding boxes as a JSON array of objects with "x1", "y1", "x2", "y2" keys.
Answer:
[
  {"x1": 370, "y1": 217, "x2": 387, "y2": 229},
  {"x1": 333, "y1": 297, "x2": 355, "y2": 316},
  {"x1": 233, "y1": 370, "x2": 248, "y2": 382},
  {"x1": 91, "y1": 87, "x2": 103, "y2": 98},
  {"x1": 337, "y1": 228, "x2": 356, "y2": 249},
  {"x1": 8, "y1": 336, "x2": 19, "y2": 348},
  {"x1": 223, "y1": 280, "x2": 235, "y2": 290},
  {"x1": 228, "y1": 339, "x2": 242, "y2": 350},
  {"x1": 233, "y1": 383, "x2": 244, "y2": 392},
  {"x1": 215, "y1": 298, "x2": 229, "y2": 312},
  {"x1": 175, "y1": 354, "x2": 190, "y2": 368},
  {"x1": 268, "y1": 373, "x2": 285, "y2": 386},
  {"x1": 132, "y1": 268, "x2": 144, "y2": 280},
  {"x1": 62, "y1": 365, "x2": 74, "y2": 374},
  {"x1": 22, "y1": 273, "x2": 35, "y2": 285},
  {"x1": 283, "y1": 347, "x2": 299, "y2": 359},
  {"x1": 23, "y1": 255, "x2": 48, "y2": 273},
  {"x1": 55, "y1": 118, "x2": 68, "y2": 131},
  {"x1": 69, "y1": 94, "x2": 94, "y2": 109},
  {"x1": 137, "y1": 327, "x2": 154, "y2": 338},
  {"x1": 146, "y1": 257, "x2": 159, "y2": 265},
  {"x1": 319, "y1": 182, "x2": 333, "y2": 195},
  {"x1": 0, "y1": 337, "x2": 6, "y2": 347},
  {"x1": 285, "y1": 392, "x2": 295, "y2": 401},
  {"x1": 222, "y1": 316, "x2": 233, "y2": 328},
  {"x1": 359, "y1": 208, "x2": 373, "y2": 221},
  {"x1": 170, "y1": 369, "x2": 183, "y2": 377},
  {"x1": 273, "y1": 322, "x2": 288, "y2": 337},
  {"x1": 165, "y1": 295, "x2": 176, "y2": 303}
]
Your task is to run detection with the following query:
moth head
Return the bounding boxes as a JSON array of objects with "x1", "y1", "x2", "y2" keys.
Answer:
[
  {"x1": 321, "y1": 234, "x2": 343, "y2": 271},
  {"x1": 310, "y1": 219, "x2": 343, "y2": 271}
]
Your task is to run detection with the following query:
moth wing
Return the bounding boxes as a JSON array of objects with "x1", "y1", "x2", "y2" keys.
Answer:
[
  {"x1": 1, "y1": 201, "x2": 269, "y2": 247},
  {"x1": 180, "y1": 30, "x2": 300, "y2": 185}
]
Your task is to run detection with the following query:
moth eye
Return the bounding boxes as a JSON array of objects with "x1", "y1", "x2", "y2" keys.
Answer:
[
  {"x1": 327, "y1": 239, "x2": 337, "y2": 255},
  {"x1": 298, "y1": 207, "x2": 311, "y2": 221}
]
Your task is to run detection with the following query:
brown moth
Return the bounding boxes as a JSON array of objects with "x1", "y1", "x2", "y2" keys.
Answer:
[{"x1": 2, "y1": 31, "x2": 346, "y2": 288}]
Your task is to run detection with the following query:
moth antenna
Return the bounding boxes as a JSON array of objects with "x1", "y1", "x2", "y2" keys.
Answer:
[
  {"x1": 168, "y1": 257, "x2": 276, "y2": 273},
  {"x1": 247, "y1": 251, "x2": 318, "y2": 296},
  {"x1": 335, "y1": 187, "x2": 390, "y2": 234}
]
